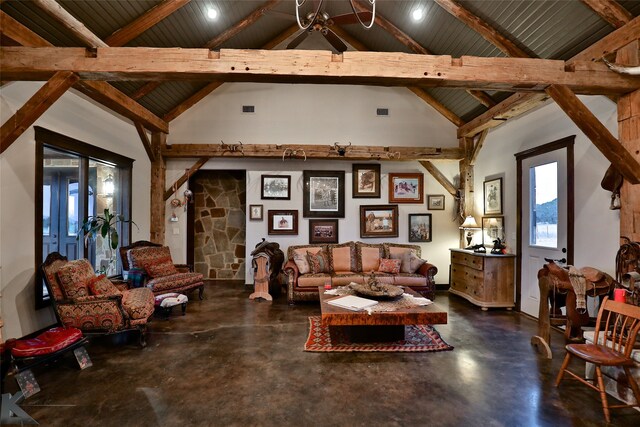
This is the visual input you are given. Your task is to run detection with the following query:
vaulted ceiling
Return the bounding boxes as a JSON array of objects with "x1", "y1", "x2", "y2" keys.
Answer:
[{"x1": 2, "y1": 0, "x2": 639, "y2": 130}]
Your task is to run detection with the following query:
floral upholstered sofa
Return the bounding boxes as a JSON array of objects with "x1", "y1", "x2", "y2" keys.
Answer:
[
  {"x1": 283, "y1": 241, "x2": 437, "y2": 304},
  {"x1": 119, "y1": 241, "x2": 204, "y2": 299},
  {"x1": 42, "y1": 253, "x2": 155, "y2": 346}
]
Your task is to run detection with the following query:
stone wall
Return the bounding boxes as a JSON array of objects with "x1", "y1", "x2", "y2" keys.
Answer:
[{"x1": 191, "y1": 170, "x2": 246, "y2": 280}]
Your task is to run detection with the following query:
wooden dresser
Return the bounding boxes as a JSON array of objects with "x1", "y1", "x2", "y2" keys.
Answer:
[{"x1": 449, "y1": 249, "x2": 515, "y2": 310}]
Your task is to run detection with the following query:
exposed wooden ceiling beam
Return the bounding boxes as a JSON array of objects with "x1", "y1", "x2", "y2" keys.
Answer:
[
  {"x1": 466, "y1": 90, "x2": 497, "y2": 108},
  {"x1": 418, "y1": 161, "x2": 457, "y2": 196},
  {"x1": 31, "y1": 0, "x2": 108, "y2": 47},
  {"x1": 204, "y1": 0, "x2": 281, "y2": 49},
  {"x1": 0, "y1": 10, "x2": 169, "y2": 133},
  {"x1": 579, "y1": 0, "x2": 632, "y2": 28},
  {"x1": 131, "y1": 81, "x2": 163, "y2": 100},
  {"x1": 351, "y1": 1, "x2": 491, "y2": 115},
  {"x1": 433, "y1": 0, "x2": 530, "y2": 58},
  {"x1": 546, "y1": 84, "x2": 640, "y2": 183},
  {"x1": 162, "y1": 143, "x2": 464, "y2": 161},
  {"x1": 330, "y1": 26, "x2": 464, "y2": 127},
  {"x1": 163, "y1": 25, "x2": 299, "y2": 122},
  {"x1": 1, "y1": 71, "x2": 78, "y2": 154},
  {"x1": 469, "y1": 129, "x2": 488, "y2": 166},
  {"x1": 3, "y1": 47, "x2": 635, "y2": 94},
  {"x1": 105, "y1": 0, "x2": 191, "y2": 47},
  {"x1": 134, "y1": 122, "x2": 155, "y2": 162},
  {"x1": 164, "y1": 157, "x2": 210, "y2": 200},
  {"x1": 458, "y1": 15, "x2": 640, "y2": 138}
]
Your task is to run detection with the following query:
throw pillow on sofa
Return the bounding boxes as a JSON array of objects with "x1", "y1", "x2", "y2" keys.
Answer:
[
  {"x1": 87, "y1": 274, "x2": 121, "y2": 296},
  {"x1": 293, "y1": 251, "x2": 311, "y2": 274},
  {"x1": 307, "y1": 251, "x2": 329, "y2": 274},
  {"x1": 144, "y1": 256, "x2": 178, "y2": 278},
  {"x1": 56, "y1": 259, "x2": 93, "y2": 299},
  {"x1": 408, "y1": 251, "x2": 426, "y2": 273},
  {"x1": 378, "y1": 258, "x2": 401, "y2": 274}
]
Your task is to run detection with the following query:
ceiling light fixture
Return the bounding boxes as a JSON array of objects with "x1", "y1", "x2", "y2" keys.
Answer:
[
  {"x1": 207, "y1": 8, "x2": 218, "y2": 20},
  {"x1": 412, "y1": 8, "x2": 424, "y2": 21}
]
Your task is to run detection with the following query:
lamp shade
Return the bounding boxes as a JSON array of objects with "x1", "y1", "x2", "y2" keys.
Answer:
[{"x1": 460, "y1": 216, "x2": 479, "y2": 229}]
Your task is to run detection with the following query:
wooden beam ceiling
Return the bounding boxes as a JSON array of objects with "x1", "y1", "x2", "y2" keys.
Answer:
[
  {"x1": 105, "y1": 0, "x2": 191, "y2": 47},
  {"x1": 458, "y1": 14, "x2": 640, "y2": 138},
  {"x1": 418, "y1": 161, "x2": 457, "y2": 196},
  {"x1": 0, "y1": 10, "x2": 168, "y2": 133},
  {"x1": 330, "y1": 25, "x2": 464, "y2": 127},
  {"x1": 32, "y1": 0, "x2": 108, "y2": 47},
  {"x1": 3, "y1": 47, "x2": 635, "y2": 95},
  {"x1": 162, "y1": 24, "x2": 300, "y2": 122},
  {"x1": 164, "y1": 157, "x2": 210, "y2": 201},
  {"x1": 1, "y1": 71, "x2": 78, "y2": 153},
  {"x1": 134, "y1": 122, "x2": 155, "y2": 162},
  {"x1": 162, "y1": 143, "x2": 463, "y2": 161},
  {"x1": 579, "y1": 0, "x2": 633, "y2": 28}
]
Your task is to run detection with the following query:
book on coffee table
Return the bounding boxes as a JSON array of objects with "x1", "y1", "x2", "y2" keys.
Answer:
[{"x1": 327, "y1": 295, "x2": 379, "y2": 311}]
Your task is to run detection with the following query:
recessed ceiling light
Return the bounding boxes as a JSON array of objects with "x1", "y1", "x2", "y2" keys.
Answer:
[
  {"x1": 207, "y1": 8, "x2": 218, "y2": 20},
  {"x1": 412, "y1": 8, "x2": 424, "y2": 21}
]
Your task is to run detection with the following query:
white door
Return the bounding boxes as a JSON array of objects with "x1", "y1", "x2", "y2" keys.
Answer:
[{"x1": 520, "y1": 148, "x2": 569, "y2": 317}]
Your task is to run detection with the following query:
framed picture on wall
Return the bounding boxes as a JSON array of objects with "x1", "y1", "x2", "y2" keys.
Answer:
[
  {"x1": 309, "y1": 219, "x2": 339, "y2": 244},
  {"x1": 249, "y1": 204, "x2": 263, "y2": 221},
  {"x1": 303, "y1": 170, "x2": 345, "y2": 218},
  {"x1": 360, "y1": 205, "x2": 399, "y2": 238},
  {"x1": 388, "y1": 173, "x2": 424, "y2": 204},
  {"x1": 427, "y1": 195, "x2": 445, "y2": 210},
  {"x1": 352, "y1": 164, "x2": 381, "y2": 198},
  {"x1": 482, "y1": 216, "x2": 505, "y2": 247},
  {"x1": 268, "y1": 210, "x2": 298, "y2": 235},
  {"x1": 408, "y1": 213, "x2": 432, "y2": 242},
  {"x1": 483, "y1": 177, "x2": 503, "y2": 215},
  {"x1": 261, "y1": 175, "x2": 291, "y2": 200}
]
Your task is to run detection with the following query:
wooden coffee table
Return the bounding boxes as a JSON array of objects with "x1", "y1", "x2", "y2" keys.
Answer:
[{"x1": 318, "y1": 286, "x2": 448, "y2": 342}]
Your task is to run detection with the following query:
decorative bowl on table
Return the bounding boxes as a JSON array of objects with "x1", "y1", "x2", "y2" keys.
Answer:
[{"x1": 348, "y1": 273, "x2": 404, "y2": 300}]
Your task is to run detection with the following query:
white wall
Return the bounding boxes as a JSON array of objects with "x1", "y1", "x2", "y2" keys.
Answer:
[
  {"x1": 0, "y1": 82, "x2": 152, "y2": 340},
  {"x1": 167, "y1": 82, "x2": 461, "y2": 284},
  {"x1": 473, "y1": 95, "x2": 619, "y2": 275}
]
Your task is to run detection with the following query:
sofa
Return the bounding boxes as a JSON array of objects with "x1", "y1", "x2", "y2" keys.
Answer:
[
  {"x1": 119, "y1": 241, "x2": 205, "y2": 299},
  {"x1": 283, "y1": 241, "x2": 437, "y2": 304}
]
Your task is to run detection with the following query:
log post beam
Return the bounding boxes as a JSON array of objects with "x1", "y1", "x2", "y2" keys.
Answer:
[
  {"x1": 163, "y1": 157, "x2": 210, "y2": 201},
  {"x1": 419, "y1": 161, "x2": 457, "y2": 197},
  {"x1": 150, "y1": 132, "x2": 167, "y2": 244}
]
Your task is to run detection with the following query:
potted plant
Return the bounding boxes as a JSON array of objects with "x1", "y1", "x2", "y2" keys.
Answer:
[{"x1": 77, "y1": 208, "x2": 137, "y2": 274}]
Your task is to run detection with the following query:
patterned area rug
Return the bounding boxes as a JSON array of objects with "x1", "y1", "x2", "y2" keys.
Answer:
[{"x1": 304, "y1": 316, "x2": 454, "y2": 353}]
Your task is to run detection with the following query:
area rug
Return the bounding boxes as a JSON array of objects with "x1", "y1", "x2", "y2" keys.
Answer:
[{"x1": 304, "y1": 316, "x2": 454, "y2": 353}]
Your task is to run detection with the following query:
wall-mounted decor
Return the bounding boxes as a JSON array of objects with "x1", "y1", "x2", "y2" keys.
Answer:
[
  {"x1": 268, "y1": 210, "x2": 298, "y2": 235},
  {"x1": 352, "y1": 164, "x2": 381, "y2": 198},
  {"x1": 483, "y1": 177, "x2": 503, "y2": 215},
  {"x1": 261, "y1": 175, "x2": 291, "y2": 200},
  {"x1": 388, "y1": 173, "x2": 424, "y2": 204},
  {"x1": 303, "y1": 170, "x2": 345, "y2": 218},
  {"x1": 427, "y1": 194, "x2": 445, "y2": 210},
  {"x1": 482, "y1": 216, "x2": 505, "y2": 247},
  {"x1": 309, "y1": 219, "x2": 339, "y2": 244},
  {"x1": 408, "y1": 213, "x2": 432, "y2": 242},
  {"x1": 360, "y1": 204, "x2": 399, "y2": 238},
  {"x1": 249, "y1": 204, "x2": 263, "y2": 221}
]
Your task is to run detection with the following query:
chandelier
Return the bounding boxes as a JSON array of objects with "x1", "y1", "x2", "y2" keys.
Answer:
[{"x1": 295, "y1": 0, "x2": 376, "y2": 31}]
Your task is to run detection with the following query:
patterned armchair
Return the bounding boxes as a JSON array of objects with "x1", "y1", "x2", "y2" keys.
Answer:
[
  {"x1": 119, "y1": 241, "x2": 204, "y2": 299},
  {"x1": 42, "y1": 253, "x2": 155, "y2": 347}
]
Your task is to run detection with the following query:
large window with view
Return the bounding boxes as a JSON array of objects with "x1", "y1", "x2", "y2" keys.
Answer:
[{"x1": 36, "y1": 127, "x2": 133, "y2": 308}]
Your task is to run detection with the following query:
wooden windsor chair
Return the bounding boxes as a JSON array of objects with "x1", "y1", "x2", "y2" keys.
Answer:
[{"x1": 555, "y1": 296, "x2": 640, "y2": 423}]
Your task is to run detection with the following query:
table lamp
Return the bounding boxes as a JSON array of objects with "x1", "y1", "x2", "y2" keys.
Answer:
[{"x1": 460, "y1": 216, "x2": 480, "y2": 247}]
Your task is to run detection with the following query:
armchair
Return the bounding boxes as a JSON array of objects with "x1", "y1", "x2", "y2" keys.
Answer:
[
  {"x1": 42, "y1": 253, "x2": 155, "y2": 346},
  {"x1": 119, "y1": 241, "x2": 204, "y2": 299}
]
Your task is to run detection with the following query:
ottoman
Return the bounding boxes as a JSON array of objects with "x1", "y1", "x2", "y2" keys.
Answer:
[{"x1": 154, "y1": 293, "x2": 188, "y2": 319}]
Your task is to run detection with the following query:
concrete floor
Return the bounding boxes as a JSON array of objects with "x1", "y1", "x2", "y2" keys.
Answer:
[{"x1": 4, "y1": 282, "x2": 640, "y2": 426}]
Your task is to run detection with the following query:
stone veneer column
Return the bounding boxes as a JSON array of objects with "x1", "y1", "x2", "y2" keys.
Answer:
[{"x1": 191, "y1": 171, "x2": 246, "y2": 280}]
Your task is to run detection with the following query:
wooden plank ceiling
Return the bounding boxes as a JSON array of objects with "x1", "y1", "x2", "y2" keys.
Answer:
[{"x1": 1, "y1": 0, "x2": 639, "y2": 140}]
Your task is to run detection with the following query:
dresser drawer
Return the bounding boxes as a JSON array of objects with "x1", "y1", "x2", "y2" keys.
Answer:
[{"x1": 451, "y1": 251, "x2": 484, "y2": 270}]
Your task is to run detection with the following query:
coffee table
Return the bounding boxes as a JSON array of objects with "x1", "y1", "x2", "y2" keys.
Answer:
[{"x1": 318, "y1": 286, "x2": 447, "y2": 342}]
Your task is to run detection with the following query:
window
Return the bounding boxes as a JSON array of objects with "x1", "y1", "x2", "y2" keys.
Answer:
[
  {"x1": 36, "y1": 127, "x2": 133, "y2": 308},
  {"x1": 529, "y1": 162, "x2": 558, "y2": 248}
]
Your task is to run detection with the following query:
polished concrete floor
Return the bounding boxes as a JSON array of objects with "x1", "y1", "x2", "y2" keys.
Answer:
[{"x1": 4, "y1": 282, "x2": 640, "y2": 426}]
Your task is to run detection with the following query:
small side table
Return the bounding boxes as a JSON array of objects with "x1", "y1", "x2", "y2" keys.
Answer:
[{"x1": 154, "y1": 293, "x2": 188, "y2": 319}]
